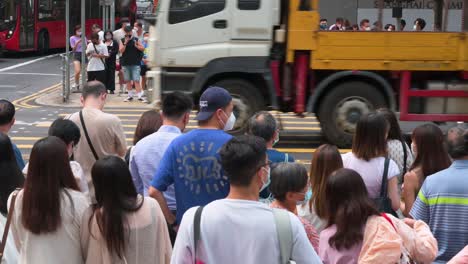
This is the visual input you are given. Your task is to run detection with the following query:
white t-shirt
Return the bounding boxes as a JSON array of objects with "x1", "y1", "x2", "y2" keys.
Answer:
[
  {"x1": 0, "y1": 214, "x2": 19, "y2": 264},
  {"x1": 172, "y1": 199, "x2": 321, "y2": 264},
  {"x1": 86, "y1": 42, "x2": 108, "y2": 71},
  {"x1": 342, "y1": 152, "x2": 400, "y2": 198}
]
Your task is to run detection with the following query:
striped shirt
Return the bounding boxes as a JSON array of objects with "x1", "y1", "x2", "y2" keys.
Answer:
[{"x1": 410, "y1": 160, "x2": 468, "y2": 263}]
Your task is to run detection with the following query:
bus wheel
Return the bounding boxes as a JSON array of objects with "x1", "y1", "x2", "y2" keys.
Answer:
[
  {"x1": 318, "y1": 81, "x2": 387, "y2": 148},
  {"x1": 38, "y1": 31, "x2": 49, "y2": 55},
  {"x1": 213, "y1": 79, "x2": 264, "y2": 134}
]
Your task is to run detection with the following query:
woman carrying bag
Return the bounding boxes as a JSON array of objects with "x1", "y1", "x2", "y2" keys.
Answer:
[{"x1": 319, "y1": 168, "x2": 437, "y2": 264}]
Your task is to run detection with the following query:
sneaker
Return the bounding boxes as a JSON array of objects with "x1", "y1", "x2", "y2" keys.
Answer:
[
  {"x1": 138, "y1": 97, "x2": 148, "y2": 103},
  {"x1": 109, "y1": 90, "x2": 115, "y2": 94},
  {"x1": 124, "y1": 97, "x2": 133, "y2": 102}
]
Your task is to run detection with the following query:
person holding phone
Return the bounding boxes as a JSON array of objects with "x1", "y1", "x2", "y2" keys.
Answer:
[
  {"x1": 119, "y1": 25, "x2": 146, "y2": 103},
  {"x1": 86, "y1": 32, "x2": 109, "y2": 85}
]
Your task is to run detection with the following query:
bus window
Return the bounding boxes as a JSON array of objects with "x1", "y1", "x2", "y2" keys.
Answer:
[
  {"x1": 0, "y1": 0, "x2": 16, "y2": 35},
  {"x1": 38, "y1": 0, "x2": 65, "y2": 21}
]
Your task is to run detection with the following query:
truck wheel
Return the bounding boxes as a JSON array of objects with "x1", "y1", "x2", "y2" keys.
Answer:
[
  {"x1": 318, "y1": 81, "x2": 387, "y2": 148},
  {"x1": 38, "y1": 31, "x2": 49, "y2": 55},
  {"x1": 213, "y1": 79, "x2": 265, "y2": 134}
]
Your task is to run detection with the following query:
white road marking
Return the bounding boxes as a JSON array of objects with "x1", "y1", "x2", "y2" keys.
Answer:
[
  {"x1": 0, "y1": 72, "x2": 61, "y2": 76},
  {"x1": 0, "y1": 85, "x2": 16, "y2": 87},
  {"x1": 0, "y1": 53, "x2": 60, "y2": 72}
]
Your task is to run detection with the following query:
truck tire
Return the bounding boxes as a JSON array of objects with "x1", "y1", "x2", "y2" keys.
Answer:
[
  {"x1": 213, "y1": 79, "x2": 265, "y2": 134},
  {"x1": 318, "y1": 81, "x2": 387, "y2": 148},
  {"x1": 38, "y1": 31, "x2": 49, "y2": 55}
]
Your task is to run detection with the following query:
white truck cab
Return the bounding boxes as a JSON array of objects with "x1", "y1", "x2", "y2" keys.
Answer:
[{"x1": 148, "y1": 0, "x2": 280, "y2": 130}]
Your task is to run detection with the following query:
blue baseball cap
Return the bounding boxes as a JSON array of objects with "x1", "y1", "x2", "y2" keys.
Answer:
[{"x1": 195, "y1": 87, "x2": 232, "y2": 121}]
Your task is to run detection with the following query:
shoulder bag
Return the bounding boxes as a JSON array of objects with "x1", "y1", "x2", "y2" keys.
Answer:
[
  {"x1": 0, "y1": 189, "x2": 20, "y2": 262},
  {"x1": 372, "y1": 158, "x2": 398, "y2": 217},
  {"x1": 79, "y1": 110, "x2": 99, "y2": 160}
]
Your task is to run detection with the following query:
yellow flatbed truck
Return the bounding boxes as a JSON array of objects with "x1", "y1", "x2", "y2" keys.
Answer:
[{"x1": 147, "y1": 0, "x2": 468, "y2": 147}]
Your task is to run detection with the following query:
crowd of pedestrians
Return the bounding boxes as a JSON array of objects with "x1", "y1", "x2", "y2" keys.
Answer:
[
  {"x1": 1, "y1": 82, "x2": 468, "y2": 263},
  {"x1": 70, "y1": 18, "x2": 149, "y2": 101},
  {"x1": 321, "y1": 17, "x2": 426, "y2": 32}
]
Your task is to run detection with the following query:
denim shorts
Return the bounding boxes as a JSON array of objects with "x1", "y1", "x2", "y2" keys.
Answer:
[{"x1": 122, "y1": 65, "x2": 141, "y2": 82}]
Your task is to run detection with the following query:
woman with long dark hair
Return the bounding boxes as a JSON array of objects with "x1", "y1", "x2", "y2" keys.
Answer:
[
  {"x1": 377, "y1": 108, "x2": 414, "y2": 185},
  {"x1": 401, "y1": 124, "x2": 451, "y2": 216},
  {"x1": 319, "y1": 168, "x2": 437, "y2": 263},
  {"x1": 298, "y1": 144, "x2": 343, "y2": 232},
  {"x1": 0, "y1": 133, "x2": 22, "y2": 263},
  {"x1": 125, "y1": 109, "x2": 162, "y2": 165},
  {"x1": 9, "y1": 136, "x2": 88, "y2": 264},
  {"x1": 81, "y1": 156, "x2": 171, "y2": 264},
  {"x1": 342, "y1": 112, "x2": 400, "y2": 212}
]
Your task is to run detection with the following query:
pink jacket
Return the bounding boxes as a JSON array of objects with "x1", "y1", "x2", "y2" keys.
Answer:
[{"x1": 359, "y1": 214, "x2": 438, "y2": 264}]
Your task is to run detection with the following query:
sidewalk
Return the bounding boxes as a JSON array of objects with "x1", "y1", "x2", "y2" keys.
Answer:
[{"x1": 35, "y1": 83, "x2": 155, "y2": 109}]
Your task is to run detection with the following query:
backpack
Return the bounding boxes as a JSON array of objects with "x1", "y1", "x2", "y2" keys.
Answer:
[{"x1": 193, "y1": 207, "x2": 296, "y2": 264}]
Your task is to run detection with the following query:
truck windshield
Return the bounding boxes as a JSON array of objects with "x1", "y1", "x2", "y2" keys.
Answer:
[{"x1": 0, "y1": 0, "x2": 17, "y2": 31}]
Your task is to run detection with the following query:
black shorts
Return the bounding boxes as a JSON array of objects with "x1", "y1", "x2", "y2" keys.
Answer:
[
  {"x1": 87, "y1": 70, "x2": 106, "y2": 85},
  {"x1": 73, "y1": 52, "x2": 83, "y2": 63},
  {"x1": 140, "y1": 64, "x2": 148, "y2": 77}
]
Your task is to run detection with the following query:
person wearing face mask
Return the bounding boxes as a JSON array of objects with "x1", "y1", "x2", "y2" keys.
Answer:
[
  {"x1": 247, "y1": 111, "x2": 294, "y2": 200},
  {"x1": 149, "y1": 86, "x2": 235, "y2": 233},
  {"x1": 413, "y1": 18, "x2": 426, "y2": 31},
  {"x1": 113, "y1": 18, "x2": 134, "y2": 93},
  {"x1": 360, "y1": 19, "x2": 371, "y2": 31},
  {"x1": 269, "y1": 162, "x2": 319, "y2": 252},
  {"x1": 70, "y1": 25, "x2": 87, "y2": 90},
  {"x1": 400, "y1": 124, "x2": 451, "y2": 217},
  {"x1": 22, "y1": 118, "x2": 89, "y2": 199},
  {"x1": 319, "y1": 18, "x2": 328, "y2": 30},
  {"x1": 134, "y1": 21, "x2": 144, "y2": 40},
  {"x1": 171, "y1": 136, "x2": 322, "y2": 264},
  {"x1": 86, "y1": 32, "x2": 109, "y2": 85},
  {"x1": 103, "y1": 30, "x2": 118, "y2": 94}
]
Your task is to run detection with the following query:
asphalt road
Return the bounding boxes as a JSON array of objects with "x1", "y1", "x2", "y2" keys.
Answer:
[{"x1": 0, "y1": 52, "x2": 325, "y2": 166}]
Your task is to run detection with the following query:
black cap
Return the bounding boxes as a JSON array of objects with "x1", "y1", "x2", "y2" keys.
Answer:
[{"x1": 195, "y1": 87, "x2": 232, "y2": 121}]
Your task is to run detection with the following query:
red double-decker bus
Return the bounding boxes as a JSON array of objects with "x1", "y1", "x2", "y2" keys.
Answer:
[{"x1": 0, "y1": 0, "x2": 136, "y2": 54}]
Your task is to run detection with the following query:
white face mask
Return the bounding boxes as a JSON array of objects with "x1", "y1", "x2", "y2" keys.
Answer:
[
  {"x1": 105, "y1": 35, "x2": 112, "y2": 40},
  {"x1": 134, "y1": 27, "x2": 138, "y2": 32},
  {"x1": 221, "y1": 111, "x2": 236, "y2": 131},
  {"x1": 76, "y1": 31, "x2": 82, "y2": 36},
  {"x1": 143, "y1": 37, "x2": 149, "y2": 42},
  {"x1": 365, "y1": 27, "x2": 371, "y2": 31},
  {"x1": 273, "y1": 133, "x2": 279, "y2": 146},
  {"x1": 260, "y1": 167, "x2": 271, "y2": 192},
  {"x1": 413, "y1": 25, "x2": 418, "y2": 30}
]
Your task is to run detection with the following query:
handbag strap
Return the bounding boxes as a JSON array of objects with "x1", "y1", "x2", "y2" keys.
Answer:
[
  {"x1": 381, "y1": 213, "x2": 397, "y2": 231},
  {"x1": 193, "y1": 206, "x2": 204, "y2": 263},
  {"x1": 92, "y1": 43, "x2": 106, "y2": 68},
  {"x1": 0, "y1": 189, "x2": 20, "y2": 260},
  {"x1": 272, "y1": 209, "x2": 293, "y2": 264},
  {"x1": 380, "y1": 158, "x2": 390, "y2": 199},
  {"x1": 79, "y1": 111, "x2": 99, "y2": 160},
  {"x1": 401, "y1": 140, "x2": 408, "y2": 179}
]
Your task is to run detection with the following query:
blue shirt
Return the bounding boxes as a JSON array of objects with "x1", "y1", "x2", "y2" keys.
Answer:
[
  {"x1": 12, "y1": 143, "x2": 25, "y2": 170},
  {"x1": 259, "y1": 149, "x2": 295, "y2": 199},
  {"x1": 151, "y1": 129, "x2": 232, "y2": 224},
  {"x1": 130, "y1": 125, "x2": 181, "y2": 211},
  {"x1": 410, "y1": 160, "x2": 468, "y2": 263},
  {"x1": 141, "y1": 41, "x2": 148, "y2": 66}
]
